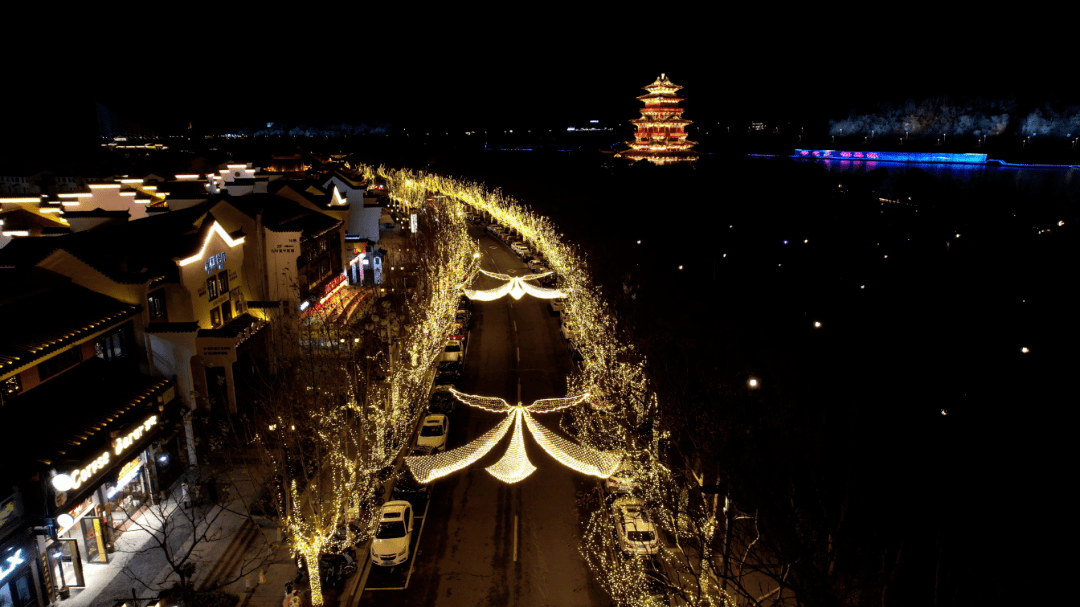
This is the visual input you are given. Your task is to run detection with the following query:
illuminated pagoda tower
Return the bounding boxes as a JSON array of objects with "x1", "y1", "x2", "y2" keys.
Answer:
[{"x1": 615, "y1": 73, "x2": 699, "y2": 165}]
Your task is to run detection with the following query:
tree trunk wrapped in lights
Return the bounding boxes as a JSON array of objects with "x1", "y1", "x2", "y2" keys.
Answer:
[{"x1": 244, "y1": 190, "x2": 476, "y2": 606}]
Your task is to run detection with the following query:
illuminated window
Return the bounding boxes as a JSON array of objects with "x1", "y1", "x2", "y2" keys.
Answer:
[
  {"x1": 95, "y1": 328, "x2": 128, "y2": 362},
  {"x1": 221, "y1": 300, "x2": 233, "y2": 324},
  {"x1": 207, "y1": 276, "x2": 219, "y2": 300},
  {"x1": 148, "y1": 290, "x2": 166, "y2": 319},
  {"x1": 210, "y1": 306, "x2": 222, "y2": 328},
  {"x1": 217, "y1": 270, "x2": 229, "y2": 295}
]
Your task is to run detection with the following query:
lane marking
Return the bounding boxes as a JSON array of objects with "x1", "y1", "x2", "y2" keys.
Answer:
[
  {"x1": 513, "y1": 320, "x2": 517, "y2": 332},
  {"x1": 513, "y1": 515, "x2": 519, "y2": 562},
  {"x1": 516, "y1": 347, "x2": 520, "y2": 364}
]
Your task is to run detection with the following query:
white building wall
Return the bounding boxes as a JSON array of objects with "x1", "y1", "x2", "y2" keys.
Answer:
[
  {"x1": 264, "y1": 230, "x2": 301, "y2": 305},
  {"x1": 177, "y1": 224, "x2": 249, "y2": 328},
  {"x1": 147, "y1": 332, "x2": 198, "y2": 409}
]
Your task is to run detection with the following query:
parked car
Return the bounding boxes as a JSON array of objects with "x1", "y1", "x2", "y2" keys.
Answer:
[
  {"x1": 417, "y1": 414, "x2": 449, "y2": 451},
  {"x1": 455, "y1": 309, "x2": 472, "y2": 329},
  {"x1": 370, "y1": 501, "x2": 415, "y2": 566},
  {"x1": 559, "y1": 321, "x2": 576, "y2": 341},
  {"x1": 439, "y1": 340, "x2": 464, "y2": 363},
  {"x1": 429, "y1": 385, "x2": 457, "y2": 414},
  {"x1": 436, "y1": 361, "x2": 462, "y2": 387},
  {"x1": 604, "y1": 458, "x2": 638, "y2": 494},
  {"x1": 392, "y1": 447, "x2": 434, "y2": 501},
  {"x1": 613, "y1": 497, "x2": 660, "y2": 556}
]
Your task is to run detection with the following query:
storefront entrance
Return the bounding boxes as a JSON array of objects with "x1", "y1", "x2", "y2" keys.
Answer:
[
  {"x1": 46, "y1": 539, "x2": 84, "y2": 592},
  {"x1": 79, "y1": 517, "x2": 106, "y2": 564}
]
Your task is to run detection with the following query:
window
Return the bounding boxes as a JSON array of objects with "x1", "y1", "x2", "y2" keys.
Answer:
[
  {"x1": 148, "y1": 290, "x2": 166, "y2": 319},
  {"x1": 210, "y1": 306, "x2": 222, "y2": 328},
  {"x1": 207, "y1": 276, "x2": 219, "y2": 300},
  {"x1": 95, "y1": 328, "x2": 127, "y2": 362},
  {"x1": 232, "y1": 288, "x2": 246, "y2": 315},
  {"x1": 1, "y1": 375, "x2": 21, "y2": 404},
  {"x1": 38, "y1": 347, "x2": 82, "y2": 380},
  {"x1": 221, "y1": 300, "x2": 233, "y2": 324},
  {"x1": 217, "y1": 271, "x2": 229, "y2": 295}
]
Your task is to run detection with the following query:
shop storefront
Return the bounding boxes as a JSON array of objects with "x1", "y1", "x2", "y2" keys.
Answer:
[
  {"x1": 45, "y1": 403, "x2": 176, "y2": 601},
  {"x1": 1, "y1": 538, "x2": 43, "y2": 607}
]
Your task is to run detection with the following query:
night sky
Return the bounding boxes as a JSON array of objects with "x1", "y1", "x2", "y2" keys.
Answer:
[{"x1": 4, "y1": 9, "x2": 1074, "y2": 153}]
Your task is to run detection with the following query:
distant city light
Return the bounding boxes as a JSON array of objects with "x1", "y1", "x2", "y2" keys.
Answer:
[
  {"x1": 941, "y1": 409, "x2": 948, "y2": 416},
  {"x1": 1021, "y1": 347, "x2": 1030, "y2": 353},
  {"x1": 678, "y1": 265, "x2": 683, "y2": 270},
  {"x1": 748, "y1": 378, "x2": 759, "y2": 388},
  {"x1": 814, "y1": 321, "x2": 822, "y2": 328}
]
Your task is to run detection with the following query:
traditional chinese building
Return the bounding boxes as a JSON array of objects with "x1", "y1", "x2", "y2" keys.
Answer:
[{"x1": 615, "y1": 73, "x2": 699, "y2": 165}]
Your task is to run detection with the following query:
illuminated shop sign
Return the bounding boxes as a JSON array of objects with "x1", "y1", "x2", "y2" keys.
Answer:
[
  {"x1": 53, "y1": 415, "x2": 159, "y2": 493},
  {"x1": 0, "y1": 549, "x2": 24, "y2": 582},
  {"x1": 323, "y1": 273, "x2": 347, "y2": 296},
  {"x1": 204, "y1": 252, "x2": 226, "y2": 274},
  {"x1": 107, "y1": 458, "x2": 144, "y2": 499}
]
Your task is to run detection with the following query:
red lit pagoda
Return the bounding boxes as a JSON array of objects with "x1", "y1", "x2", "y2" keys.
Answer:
[{"x1": 615, "y1": 73, "x2": 699, "y2": 165}]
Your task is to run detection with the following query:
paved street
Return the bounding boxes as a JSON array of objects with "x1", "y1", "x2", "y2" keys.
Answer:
[{"x1": 357, "y1": 227, "x2": 609, "y2": 606}]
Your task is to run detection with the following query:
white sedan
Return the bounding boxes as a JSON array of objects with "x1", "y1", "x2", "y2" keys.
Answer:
[
  {"x1": 417, "y1": 414, "x2": 449, "y2": 451},
  {"x1": 370, "y1": 501, "x2": 414, "y2": 566},
  {"x1": 613, "y1": 497, "x2": 660, "y2": 556}
]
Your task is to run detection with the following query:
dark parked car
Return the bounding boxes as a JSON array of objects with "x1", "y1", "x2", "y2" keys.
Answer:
[
  {"x1": 429, "y1": 385, "x2": 456, "y2": 414},
  {"x1": 436, "y1": 361, "x2": 463, "y2": 387},
  {"x1": 393, "y1": 447, "x2": 434, "y2": 501}
]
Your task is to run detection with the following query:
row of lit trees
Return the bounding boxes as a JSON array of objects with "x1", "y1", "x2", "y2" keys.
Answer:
[
  {"x1": 356, "y1": 163, "x2": 801, "y2": 606},
  {"x1": 236, "y1": 180, "x2": 476, "y2": 607}
]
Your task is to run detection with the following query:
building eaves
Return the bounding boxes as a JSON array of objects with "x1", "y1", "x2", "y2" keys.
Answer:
[
  {"x1": 0, "y1": 357, "x2": 173, "y2": 466},
  {"x1": 0, "y1": 275, "x2": 142, "y2": 376}
]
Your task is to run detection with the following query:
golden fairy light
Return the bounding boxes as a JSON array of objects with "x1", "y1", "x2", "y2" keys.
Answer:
[
  {"x1": 405, "y1": 389, "x2": 617, "y2": 485},
  {"x1": 464, "y1": 269, "x2": 566, "y2": 301},
  {"x1": 358, "y1": 162, "x2": 738, "y2": 604}
]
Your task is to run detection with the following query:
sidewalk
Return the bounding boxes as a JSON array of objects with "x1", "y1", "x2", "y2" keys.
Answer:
[{"x1": 60, "y1": 468, "x2": 276, "y2": 607}]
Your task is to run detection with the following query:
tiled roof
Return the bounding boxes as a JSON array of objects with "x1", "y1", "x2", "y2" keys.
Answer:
[
  {"x1": 0, "y1": 200, "x2": 214, "y2": 285},
  {"x1": 0, "y1": 269, "x2": 141, "y2": 376},
  {"x1": 0, "y1": 357, "x2": 174, "y2": 466}
]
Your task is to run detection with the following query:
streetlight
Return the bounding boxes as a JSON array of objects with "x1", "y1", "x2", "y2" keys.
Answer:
[{"x1": 748, "y1": 378, "x2": 759, "y2": 388}]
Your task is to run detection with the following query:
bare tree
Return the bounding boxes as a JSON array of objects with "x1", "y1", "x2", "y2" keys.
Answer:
[{"x1": 111, "y1": 464, "x2": 273, "y2": 607}]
